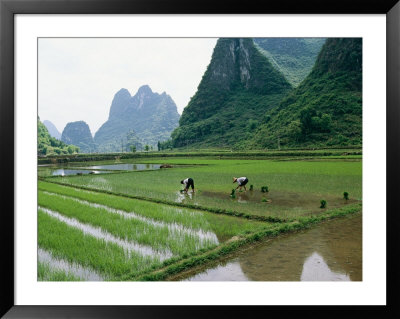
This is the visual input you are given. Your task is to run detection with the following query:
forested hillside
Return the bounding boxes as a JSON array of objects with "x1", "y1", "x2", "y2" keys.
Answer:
[
  {"x1": 253, "y1": 38, "x2": 326, "y2": 87},
  {"x1": 38, "y1": 117, "x2": 79, "y2": 155},
  {"x1": 243, "y1": 38, "x2": 362, "y2": 149}
]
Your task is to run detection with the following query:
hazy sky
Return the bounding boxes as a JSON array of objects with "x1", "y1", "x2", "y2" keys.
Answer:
[{"x1": 38, "y1": 38, "x2": 218, "y2": 135}]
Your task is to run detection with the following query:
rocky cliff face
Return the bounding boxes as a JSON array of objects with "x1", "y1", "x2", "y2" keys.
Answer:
[
  {"x1": 108, "y1": 88, "x2": 132, "y2": 120},
  {"x1": 196, "y1": 38, "x2": 290, "y2": 93},
  {"x1": 94, "y1": 85, "x2": 180, "y2": 152},
  {"x1": 61, "y1": 121, "x2": 96, "y2": 153},
  {"x1": 171, "y1": 38, "x2": 292, "y2": 148}
]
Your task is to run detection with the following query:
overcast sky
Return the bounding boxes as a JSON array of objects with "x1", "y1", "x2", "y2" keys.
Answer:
[{"x1": 38, "y1": 38, "x2": 218, "y2": 135}]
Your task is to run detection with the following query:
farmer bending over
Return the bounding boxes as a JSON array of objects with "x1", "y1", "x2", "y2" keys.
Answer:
[
  {"x1": 233, "y1": 176, "x2": 248, "y2": 191},
  {"x1": 181, "y1": 177, "x2": 195, "y2": 193}
]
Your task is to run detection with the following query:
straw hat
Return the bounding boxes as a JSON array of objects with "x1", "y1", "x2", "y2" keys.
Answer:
[{"x1": 233, "y1": 177, "x2": 237, "y2": 183}]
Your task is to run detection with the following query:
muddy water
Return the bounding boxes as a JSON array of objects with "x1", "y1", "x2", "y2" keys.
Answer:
[
  {"x1": 200, "y1": 190, "x2": 359, "y2": 214},
  {"x1": 176, "y1": 214, "x2": 362, "y2": 281}
]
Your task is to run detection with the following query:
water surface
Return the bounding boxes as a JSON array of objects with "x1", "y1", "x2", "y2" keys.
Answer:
[
  {"x1": 38, "y1": 163, "x2": 162, "y2": 177},
  {"x1": 176, "y1": 214, "x2": 362, "y2": 281},
  {"x1": 83, "y1": 163, "x2": 161, "y2": 171},
  {"x1": 38, "y1": 168, "x2": 107, "y2": 177}
]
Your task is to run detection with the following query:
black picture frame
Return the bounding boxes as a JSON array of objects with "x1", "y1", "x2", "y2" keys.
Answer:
[{"x1": 1, "y1": 0, "x2": 399, "y2": 318}]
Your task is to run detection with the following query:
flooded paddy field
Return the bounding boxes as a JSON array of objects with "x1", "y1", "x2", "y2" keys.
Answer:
[
  {"x1": 173, "y1": 213, "x2": 362, "y2": 281},
  {"x1": 52, "y1": 157, "x2": 361, "y2": 219},
  {"x1": 38, "y1": 180, "x2": 273, "y2": 280},
  {"x1": 38, "y1": 156, "x2": 362, "y2": 281}
]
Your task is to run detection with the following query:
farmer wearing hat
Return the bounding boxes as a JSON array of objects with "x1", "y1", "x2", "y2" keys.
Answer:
[
  {"x1": 233, "y1": 176, "x2": 249, "y2": 191},
  {"x1": 181, "y1": 177, "x2": 195, "y2": 193}
]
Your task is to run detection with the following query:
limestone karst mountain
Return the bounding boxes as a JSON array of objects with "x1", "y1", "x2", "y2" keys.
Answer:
[
  {"x1": 94, "y1": 85, "x2": 180, "y2": 152},
  {"x1": 61, "y1": 121, "x2": 96, "y2": 153},
  {"x1": 171, "y1": 38, "x2": 292, "y2": 148}
]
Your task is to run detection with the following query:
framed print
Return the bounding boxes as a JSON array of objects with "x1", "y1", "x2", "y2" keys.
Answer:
[{"x1": 1, "y1": 0, "x2": 399, "y2": 317}]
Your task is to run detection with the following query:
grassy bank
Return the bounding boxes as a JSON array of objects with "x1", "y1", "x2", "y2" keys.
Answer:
[{"x1": 38, "y1": 148, "x2": 361, "y2": 164}]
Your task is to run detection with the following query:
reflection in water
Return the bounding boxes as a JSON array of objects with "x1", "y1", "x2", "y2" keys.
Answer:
[
  {"x1": 175, "y1": 191, "x2": 194, "y2": 203},
  {"x1": 38, "y1": 163, "x2": 162, "y2": 177},
  {"x1": 236, "y1": 193, "x2": 249, "y2": 203},
  {"x1": 184, "y1": 262, "x2": 249, "y2": 281},
  {"x1": 85, "y1": 164, "x2": 161, "y2": 171},
  {"x1": 40, "y1": 169, "x2": 105, "y2": 177},
  {"x1": 300, "y1": 252, "x2": 350, "y2": 281},
  {"x1": 180, "y1": 214, "x2": 362, "y2": 281}
]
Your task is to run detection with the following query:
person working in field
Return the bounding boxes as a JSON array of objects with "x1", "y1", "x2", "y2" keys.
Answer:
[
  {"x1": 181, "y1": 177, "x2": 195, "y2": 193},
  {"x1": 233, "y1": 176, "x2": 249, "y2": 191}
]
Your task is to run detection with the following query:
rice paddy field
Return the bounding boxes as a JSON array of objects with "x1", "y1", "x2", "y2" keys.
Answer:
[{"x1": 37, "y1": 155, "x2": 362, "y2": 281}]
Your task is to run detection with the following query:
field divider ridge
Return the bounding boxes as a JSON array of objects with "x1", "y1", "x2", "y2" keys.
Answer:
[{"x1": 39, "y1": 178, "x2": 289, "y2": 223}]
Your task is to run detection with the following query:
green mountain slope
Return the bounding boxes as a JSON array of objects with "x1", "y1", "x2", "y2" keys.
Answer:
[
  {"x1": 244, "y1": 38, "x2": 362, "y2": 149},
  {"x1": 61, "y1": 121, "x2": 97, "y2": 153},
  {"x1": 94, "y1": 85, "x2": 179, "y2": 152},
  {"x1": 38, "y1": 117, "x2": 79, "y2": 155},
  {"x1": 171, "y1": 38, "x2": 292, "y2": 148},
  {"x1": 254, "y1": 38, "x2": 326, "y2": 87}
]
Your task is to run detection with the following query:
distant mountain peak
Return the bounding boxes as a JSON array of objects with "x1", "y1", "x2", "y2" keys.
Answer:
[
  {"x1": 137, "y1": 84, "x2": 152, "y2": 94},
  {"x1": 94, "y1": 85, "x2": 180, "y2": 152},
  {"x1": 115, "y1": 88, "x2": 131, "y2": 97},
  {"x1": 109, "y1": 89, "x2": 132, "y2": 119},
  {"x1": 43, "y1": 119, "x2": 61, "y2": 140},
  {"x1": 133, "y1": 85, "x2": 155, "y2": 109},
  {"x1": 61, "y1": 120, "x2": 96, "y2": 153}
]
